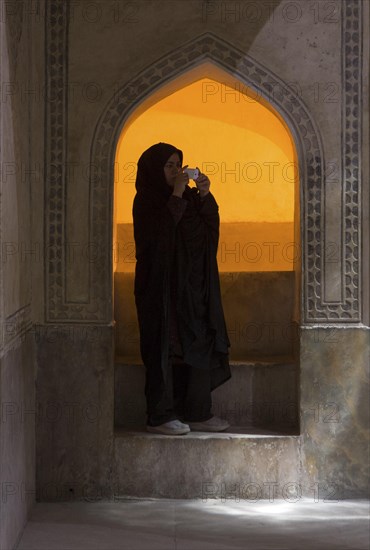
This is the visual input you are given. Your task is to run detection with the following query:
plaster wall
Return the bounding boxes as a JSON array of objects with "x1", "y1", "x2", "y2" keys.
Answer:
[
  {"x1": 34, "y1": 0, "x2": 370, "y2": 501},
  {"x1": 37, "y1": 0, "x2": 369, "y2": 325},
  {"x1": 115, "y1": 271, "x2": 296, "y2": 361},
  {"x1": 300, "y1": 327, "x2": 369, "y2": 498},
  {"x1": 0, "y1": 2, "x2": 44, "y2": 548}
]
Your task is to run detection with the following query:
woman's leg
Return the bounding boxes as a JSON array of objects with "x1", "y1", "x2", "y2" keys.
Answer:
[
  {"x1": 180, "y1": 364, "x2": 213, "y2": 422},
  {"x1": 172, "y1": 361, "x2": 189, "y2": 418},
  {"x1": 145, "y1": 356, "x2": 178, "y2": 427}
]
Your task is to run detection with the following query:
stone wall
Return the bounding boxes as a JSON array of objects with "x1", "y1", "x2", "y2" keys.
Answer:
[
  {"x1": 34, "y1": 0, "x2": 370, "y2": 502},
  {"x1": 300, "y1": 327, "x2": 369, "y2": 499},
  {"x1": 40, "y1": 0, "x2": 369, "y2": 326},
  {"x1": 0, "y1": 1, "x2": 44, "y2": 547},
  {"x1": 115, "y1": 271, "x2": 296, "y2": 361}
]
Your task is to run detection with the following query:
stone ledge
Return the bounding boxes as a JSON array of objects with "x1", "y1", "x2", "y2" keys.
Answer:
[
  {"x1": 115, "y1": 426, "x2": 300, "y2": 439},
  {"x1": 115, "y1": 356, "x2": 296, "y2": 367},
  {"x1": 114, "y1": 427, "x2": 301, "y2": 499}
]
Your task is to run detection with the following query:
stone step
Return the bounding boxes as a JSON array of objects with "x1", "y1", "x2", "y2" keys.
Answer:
[
  {"x1": 113, "y1": 426, "x2": 300, "y2": 499},
  {"x1": 114, "y1": 359, "x2": 299, "y2": 431}
]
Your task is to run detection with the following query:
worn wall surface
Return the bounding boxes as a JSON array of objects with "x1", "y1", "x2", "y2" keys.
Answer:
[
  {"x1": 0, "y1": 1, "x2": 44, "y2": 548},
  {"x1": 32, "y1": 0, "x2": 370, "y2": 503},
  {"x1": 39, "y1": 0, "x2": 369, "y2": 325},
  {"x1": 300, "y1": 327, "x2": 369, "y2": 499}
]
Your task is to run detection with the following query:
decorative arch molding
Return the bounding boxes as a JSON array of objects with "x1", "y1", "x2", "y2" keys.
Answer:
[{"x1": 44, "y1": 0, "x2": 362, "y2": 324}]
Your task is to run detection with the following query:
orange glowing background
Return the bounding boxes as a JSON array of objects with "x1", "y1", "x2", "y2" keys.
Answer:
[{"x1": 114, "y1": 78, "x2": 298, "y2": 272}]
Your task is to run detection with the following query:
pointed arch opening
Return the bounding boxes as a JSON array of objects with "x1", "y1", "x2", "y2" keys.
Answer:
[{"x1": 112, "y1": 61, "x2": 301, "y2": 432}]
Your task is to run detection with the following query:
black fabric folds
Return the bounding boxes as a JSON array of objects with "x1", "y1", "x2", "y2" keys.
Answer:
[{"x1": 132, "y1": 142, "x2": 231, "y2": 411}]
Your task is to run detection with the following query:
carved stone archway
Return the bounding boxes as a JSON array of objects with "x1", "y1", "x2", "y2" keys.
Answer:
[
  {"x1": 45, "y1": 6, "x2": 362, "y2": 324},
  {"x1": 92, "y1": 32, "x2": 324, "y2": 324}
]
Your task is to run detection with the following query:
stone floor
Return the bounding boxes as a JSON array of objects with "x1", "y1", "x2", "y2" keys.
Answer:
[{"x1": 16, "y1": 498, "x2": 370, "y2": 550}]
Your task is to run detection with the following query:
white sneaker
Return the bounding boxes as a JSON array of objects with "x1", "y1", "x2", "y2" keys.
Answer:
[
  {"x1": 185, "y1": 416, "x2": 230, "y2": 432},
  {"x1": 146, "y1": 419, "x2": 190, "y2": 435}
]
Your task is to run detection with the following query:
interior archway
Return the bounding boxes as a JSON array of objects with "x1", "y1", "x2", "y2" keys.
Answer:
[
  {"x1": 115, "y1": 77, "x2": 297, "y2": 271},
  {"x1": 112, "y1": 63, "x2": 301, "y2": 432}
]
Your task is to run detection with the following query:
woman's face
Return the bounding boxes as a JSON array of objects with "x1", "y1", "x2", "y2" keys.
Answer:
[{"x1": 163, "y1": 153, "x2": 182, "y2": 186}]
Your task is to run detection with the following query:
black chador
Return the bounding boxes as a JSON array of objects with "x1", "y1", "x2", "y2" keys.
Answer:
[{"x1": 132, "y1": 142, "x2": 231, "y2": 426}]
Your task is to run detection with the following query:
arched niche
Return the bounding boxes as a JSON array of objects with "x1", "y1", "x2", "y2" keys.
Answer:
[
  {"x1": 112, "y1": 68, "x2": 300, "y2": 362},
  {"x1": 88, "y1": 33, "x2": 325, "y2": 325}
]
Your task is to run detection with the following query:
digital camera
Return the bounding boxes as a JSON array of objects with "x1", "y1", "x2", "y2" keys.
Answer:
[{"x1": 184, "y1": 167, "x2": 199, "y2": 180}]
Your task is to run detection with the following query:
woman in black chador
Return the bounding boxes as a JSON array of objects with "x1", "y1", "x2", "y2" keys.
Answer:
[{"x1": 132, "y1": 142, "x2": 231, "y2": 435}]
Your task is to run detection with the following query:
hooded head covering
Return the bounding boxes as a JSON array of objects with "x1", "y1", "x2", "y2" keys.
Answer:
[{"x1": 135, "y1": 142, "x2": 183, "y2": 199}]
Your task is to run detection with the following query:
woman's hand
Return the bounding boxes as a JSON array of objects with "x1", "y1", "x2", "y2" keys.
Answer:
[
  {"x1": 195, "y1": 167, "x2": 210, "y2": 198},
  {"x1": 172, "y1": 165, "x2": 189, "y2": 197}
]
